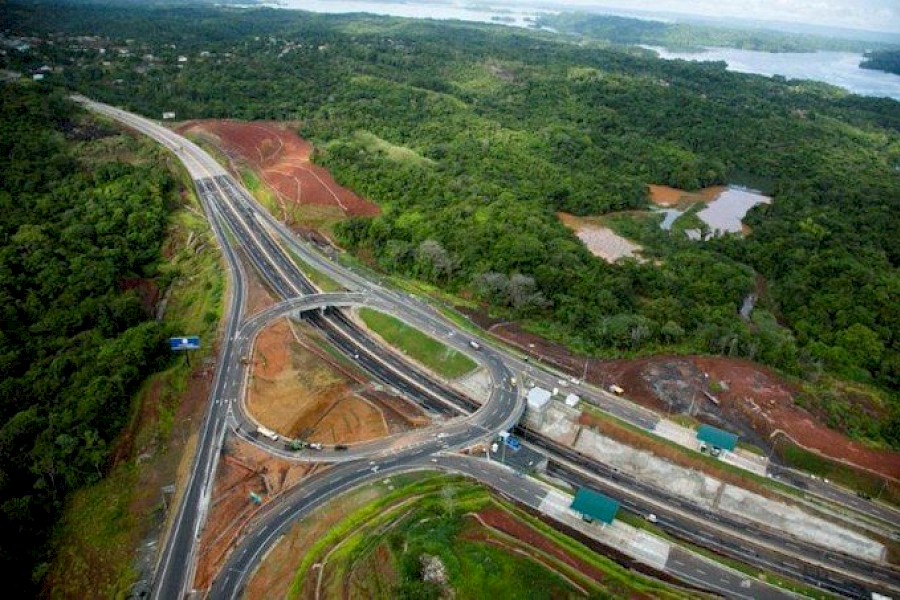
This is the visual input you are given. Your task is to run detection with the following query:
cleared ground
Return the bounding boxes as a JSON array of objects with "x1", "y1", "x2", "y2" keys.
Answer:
[
  {"x1": 193, "y1": 438, "x2": 322, "y2": 590},
  {"x1": 558, "y1": 212, "x2": 644, "y2": 263},
  {"x1": 178, "y1": 120, "x2": 379, "y2": 229},
  {"x1": 466, "y1": 306, "x2": 899, "y2": 485},
  {"x1": 248, "y1": 318, "x2": 427, "y2": 444}
]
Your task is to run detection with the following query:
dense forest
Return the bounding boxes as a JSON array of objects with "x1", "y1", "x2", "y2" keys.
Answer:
[
  {"x1": 0, "y1": 84, "x2": 179, "y2": 595},
  {"x1": 3, "y1": 1, "x2": 897, "y2": 448},
  {"x1": 861, "y1": 49, "x2": 900, "y2": 76},
  {"x1": 532, "y1": 12, "x2": 896, "y2": 53}
]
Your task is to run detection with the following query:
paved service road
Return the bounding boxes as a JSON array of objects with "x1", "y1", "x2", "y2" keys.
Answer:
[{"x1": 75, "y1": 97, "x2": 898, "y2": 600}]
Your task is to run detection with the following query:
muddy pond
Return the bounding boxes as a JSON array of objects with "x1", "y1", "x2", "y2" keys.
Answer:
[{"x1": 652, "y1": 185, "x2": 771, "y2": 237}]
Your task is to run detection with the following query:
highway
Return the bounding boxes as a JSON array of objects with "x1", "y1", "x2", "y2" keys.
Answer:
[{"x1": 74, "y1": 96, "x2": 899, "y2": 600}]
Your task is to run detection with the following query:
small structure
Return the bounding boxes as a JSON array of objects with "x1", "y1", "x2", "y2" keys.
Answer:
[
  {"x1": 570, "y1": 488, "x2": 619, "y2": 526},
  {"x1": 526, "y1": 387, "x2": 552, "y2": 427},
  {"x1": 162, "y1": 111, "x2": 176, "y2": 120},
  {"x1": 527, "y1": 387, "x2": 552, "y2": 410},
  {"x1": 697, "y1": 424, "x2": 738, "y2": 457},
  {"x1": 564, "y1": 393, "x2": 580, "y2": 407}
]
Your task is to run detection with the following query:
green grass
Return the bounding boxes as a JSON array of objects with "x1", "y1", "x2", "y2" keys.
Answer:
[
  {"x1": 776, "y1": 437, "x2": 899, "y2": 506},
  {"x1": 352, "y1": 130, "x2": 434, "y2": 166},
  {"x1": 239, "y1": 167, "x2": 280, "y2": 215},
  {"x1": 286, "y1": 248, "x2": 344, "y2": 292},
  {"x1": 47, "y1": 150, "x2": 226, "y2": 595},
  {"x1": 359, "y1": 308, "x2": 477, "y2": 379},
  {"x1": 496, "y1": 502, "x2": 688, "y2": 598},
  {"x1": 287, "y1": 473, "x2": 694, "y2": 600}
]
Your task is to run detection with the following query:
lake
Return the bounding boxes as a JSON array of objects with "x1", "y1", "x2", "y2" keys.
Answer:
[
  {"x1": 269, "y1": 1, "x2": 900, "y2": 101},
  {"x1": 272, "y1": 0, "x2": 549, "y2": 28},
  {"x1": 645, "y1": 45, "x2": 900, "y2": 101},
  {"x1": 696, "y1": 187, "x2": 771, "y2": 235},
  {"x1": 652, "y1": 186, "x2": 771, "y2": 238}
]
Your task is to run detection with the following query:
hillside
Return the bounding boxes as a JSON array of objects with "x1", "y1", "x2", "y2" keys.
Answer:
[
  {"x1": 4, "y1": 1, "x2": 896, "y2": 448},
  {"x1": 0, "y1": 83, "x2": 192, "y2": 595}
]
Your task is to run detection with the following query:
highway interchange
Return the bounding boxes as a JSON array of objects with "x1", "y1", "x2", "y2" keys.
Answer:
[{"x1": 74, "y1": 96, "x2": 900, "y2": 600}]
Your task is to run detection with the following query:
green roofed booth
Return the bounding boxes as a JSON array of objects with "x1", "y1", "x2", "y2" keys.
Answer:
[
  {"x1": 570, "y1": 488, "x2": 619, "y2": 525},
  {"x1": 697, "y1": 424, "x2": 738, "y2": 454}
]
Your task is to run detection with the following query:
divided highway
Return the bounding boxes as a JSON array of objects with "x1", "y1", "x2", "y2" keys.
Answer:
[{"x1": 74, "y1": 96, "x2": 899, "y2": 600}]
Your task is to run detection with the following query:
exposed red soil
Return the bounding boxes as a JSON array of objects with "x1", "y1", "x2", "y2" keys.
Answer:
[
  {"x1": 471, "y1": 509, "x2": 610, "y2": 585},
  {"x1": 178, "y1": 120, "x2": 379, "y2": 219},
  {"x1": 193, "y1": 437, "x2": 322, "y2": 590},
  {"x1": 647, "y1": 184, "x2": 723, "y2": 207},
  {"x1": 471, "y1": 312, "x2": 900, "y2": 480}
]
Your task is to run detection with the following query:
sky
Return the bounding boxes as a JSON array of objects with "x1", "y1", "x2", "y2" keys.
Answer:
[{"x1": 553, "y1": 0, "x2": 900, "y2": 35}]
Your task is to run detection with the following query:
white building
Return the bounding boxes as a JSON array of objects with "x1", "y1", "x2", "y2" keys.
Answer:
[{"x1": 564, "y1": 393, "x2": 580, "y2": 407}]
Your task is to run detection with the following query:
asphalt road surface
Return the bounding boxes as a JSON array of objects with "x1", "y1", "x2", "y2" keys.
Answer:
[{"x1": 74, "y1": 97, "x2": 899, "y2": 600}]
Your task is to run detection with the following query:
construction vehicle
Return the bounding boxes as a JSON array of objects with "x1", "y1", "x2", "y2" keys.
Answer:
[{"x1": 288, "y1": 439, "x2": 308, "y2": 451}]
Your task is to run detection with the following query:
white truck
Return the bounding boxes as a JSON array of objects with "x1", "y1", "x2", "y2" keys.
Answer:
[
  {"x1": 469, "y1": 340, "x2": 481, "y2": 350},
  {"x1": 257, "y1": 426, "x2": 279, "y2": 441}
]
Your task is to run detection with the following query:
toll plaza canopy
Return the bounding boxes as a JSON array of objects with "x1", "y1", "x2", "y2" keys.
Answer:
[
  {"x1": 570, "y1": 488, "x2": 619, "y2": 525},
  {"x1": 697, "y1": 424, "x2": 738, "y2": 452}
]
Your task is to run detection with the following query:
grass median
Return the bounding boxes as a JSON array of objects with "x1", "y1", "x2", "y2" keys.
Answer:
[{"x1": 359, "y1": 308, "x2": 477, "y2": 379}]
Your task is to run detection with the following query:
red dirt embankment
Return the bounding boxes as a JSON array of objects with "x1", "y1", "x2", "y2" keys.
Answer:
[
  {"x1": 178, "y1": 120, "x2": 379, "y2": 218},
  {"x1": 476, "y1": 315, "x2": 900, "y2": 480},
  {"x1": 603, "y1": 356, "x2": 900, "y2": 480}
]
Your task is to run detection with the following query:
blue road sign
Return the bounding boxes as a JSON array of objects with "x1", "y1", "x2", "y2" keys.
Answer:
[{"x1": 169, "y1": 336, "x2": 201, "y2": 351}]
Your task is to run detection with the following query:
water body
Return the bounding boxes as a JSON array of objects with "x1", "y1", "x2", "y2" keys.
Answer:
[
  {"x1": 654, "y1": 186, "x2": 771, "y2": 238},
  {"x1": 645, "y1": 45, "x2": 900, "y2": 101},
  {"x1": 656, "y1": 208, "x2": 682, "y2": 231},
  {"x1": 272, "y1": 0, "x2": 549, "y2": 27},
  {"x1": 268, "y1": 1, "x2": 900, "y2": 100},
  {"x1": 698, "y1": 187, "x2": 771, "y2": 235}
]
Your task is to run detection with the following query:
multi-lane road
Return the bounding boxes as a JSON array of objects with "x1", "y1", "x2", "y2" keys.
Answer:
[{"x1": 74, "y1": 96, "x2": 900, "y2": 600}]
